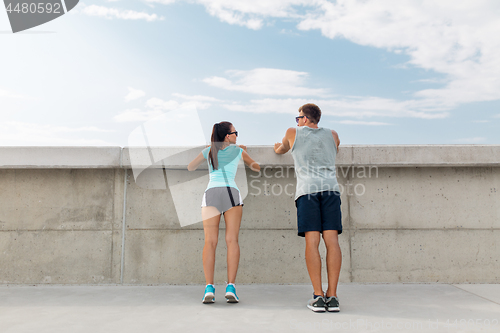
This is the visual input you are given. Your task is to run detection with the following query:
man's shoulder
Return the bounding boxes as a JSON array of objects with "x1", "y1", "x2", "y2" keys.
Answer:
[
  {"x1": 285, "y1": 127, "x2": 296, "y2": 137},
  {"x1": 318, "y1": 127, "x2": 338, "y2": 135}
]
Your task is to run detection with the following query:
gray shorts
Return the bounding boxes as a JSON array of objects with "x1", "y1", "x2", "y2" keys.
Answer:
[{"x1": 201, "y1": 187, "x2": 243, "y2": 214}]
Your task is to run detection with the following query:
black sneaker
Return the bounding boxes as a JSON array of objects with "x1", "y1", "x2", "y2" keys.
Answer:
[
  {"x1": 325, "y1": 296, "x2": 340, "y2": 312},
  {"x1": 307, "y1": 295, "x2": 326, "y2": 312}
]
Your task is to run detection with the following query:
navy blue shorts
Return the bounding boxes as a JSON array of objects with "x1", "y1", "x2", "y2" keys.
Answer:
[{"x1": 295, "y1": 191, "x2": 342, "y2": 237}]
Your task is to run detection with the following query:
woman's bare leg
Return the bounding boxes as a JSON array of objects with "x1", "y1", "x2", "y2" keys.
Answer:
[
  {"x1": 223, "y1": 205, "x2": 242, "y2": 283},
  {"x1": 202, "y1": 207, "x2": 221, "y2": 285}
]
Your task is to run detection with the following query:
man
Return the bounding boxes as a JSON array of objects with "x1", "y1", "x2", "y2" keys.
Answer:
[{"x1": 274, "y1": 103, "x2": 342, "y2": 312}]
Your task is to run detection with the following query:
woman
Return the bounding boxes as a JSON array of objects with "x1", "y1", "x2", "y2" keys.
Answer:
[{"x1": 188, "y1": 121, "x2": 260, "y2": 304}]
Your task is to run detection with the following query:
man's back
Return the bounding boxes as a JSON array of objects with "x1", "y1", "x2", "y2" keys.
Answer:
[{"x1": 291, "y1": 126, "x2": 340, "y2": 200}]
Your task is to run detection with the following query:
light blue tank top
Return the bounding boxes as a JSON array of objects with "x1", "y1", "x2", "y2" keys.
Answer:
[
  {"x1": 202, "y1": 145, "x2": 243, "y2": 191},
  {"x1": 291, "y1": 126, "x2": 340, "y2": 200}
]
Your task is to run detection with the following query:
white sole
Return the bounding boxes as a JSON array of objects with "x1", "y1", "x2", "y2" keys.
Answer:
[
  {"x1": 307, "y1": 305, "x2": 326, "y2": 312},
  {"x1": 225, "y1": 292, "x2": 239, "y2": 303},
  {"x1": 327, "y1": 307, "x2": 340, "y2": 312},
  {"x1": 202, "y1": 292, "x2": 215, "y2": 303}
]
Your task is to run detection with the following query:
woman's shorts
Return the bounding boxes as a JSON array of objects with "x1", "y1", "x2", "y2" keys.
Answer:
[
  {"x1": 201, "y1": 187, "x2": 243, "y2": 214},
  {"x1": 295, "y1": 191, "x2": 342, "y2": 237}
]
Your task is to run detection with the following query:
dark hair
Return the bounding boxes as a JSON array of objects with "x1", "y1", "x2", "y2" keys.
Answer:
[
  {"x1": 208, "y1": 121, "x2": 232, "y2": 170},
  {"x1": 298, "y1": 103, "x2": 321, "y2": 124}
]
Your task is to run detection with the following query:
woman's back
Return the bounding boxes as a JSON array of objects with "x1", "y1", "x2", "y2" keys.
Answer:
[{"x1": 202, "y1": 145, "x2": 243, "y2": 191}]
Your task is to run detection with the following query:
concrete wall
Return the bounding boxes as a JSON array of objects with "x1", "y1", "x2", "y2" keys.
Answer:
[{"x1": 0, "y1": 146, "x2": 499, "y2": 284}]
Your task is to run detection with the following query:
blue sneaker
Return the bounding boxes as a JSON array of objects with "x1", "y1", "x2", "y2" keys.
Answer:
[
  {"x1": 202, "y1": 284, "x2": 215, "y2": 304},
  {"x1": 225, "y1": 284, "x2": 239, "y2": 303}
]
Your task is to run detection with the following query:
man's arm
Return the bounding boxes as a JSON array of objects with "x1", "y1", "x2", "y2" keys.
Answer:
[
  {"x1": 274, "y1": 128, "x2": 295, "y2": 154},
  {"x1": 331, "y1": 130, "x2": 340, "y2": 153}
]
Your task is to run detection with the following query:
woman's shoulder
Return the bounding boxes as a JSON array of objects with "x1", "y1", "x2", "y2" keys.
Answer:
[
  {"x1": 221, "y1": 144, "x2": 243, "y2": 157},
  {"x1": 202, "y1": 146, "x2": 210, "y2": 158}
]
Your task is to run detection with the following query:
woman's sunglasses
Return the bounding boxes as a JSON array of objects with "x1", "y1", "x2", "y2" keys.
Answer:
[{"x1": 228, "y1": 131, "x2": 238, "y2": 137}]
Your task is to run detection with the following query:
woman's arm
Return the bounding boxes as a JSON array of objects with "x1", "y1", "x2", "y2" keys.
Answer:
[
  {"x1": 187, "y1": 152, "x2": 206, "y2": 171},
  {"x1": 242, "y1": 150, "x2": 260, "y2": 172}
]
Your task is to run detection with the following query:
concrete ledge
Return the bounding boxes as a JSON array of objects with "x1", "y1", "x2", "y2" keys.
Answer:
[
  {"x1": 121, "y1": 145, "x2": 500, "y2": 168},
  {"x1": 0, "y1": 147, "x2": 122, "y2": 169},
  {"x1": 2, "y1": 145, "x2": 498, "y2": 169},
  {"x1": 350, "y1": 145, "x2": 500, "y2": 167}
]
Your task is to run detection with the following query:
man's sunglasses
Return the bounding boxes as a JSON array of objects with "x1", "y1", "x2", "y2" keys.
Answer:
[
  {"x1": 228, "y1": 131, "x2": 238, "y2": 136},
  {"x1": 295, "y1": 116, "x2": 306, "y2": 123}
]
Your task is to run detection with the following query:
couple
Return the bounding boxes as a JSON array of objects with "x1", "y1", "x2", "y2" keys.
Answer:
[{"x1": 187, "y1": 103, "x2": 342, "y2": 312}]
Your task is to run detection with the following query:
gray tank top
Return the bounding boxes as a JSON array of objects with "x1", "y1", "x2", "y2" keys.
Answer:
[{"x1": 291, "y1": 126, "x2": 340, "y2": 200}]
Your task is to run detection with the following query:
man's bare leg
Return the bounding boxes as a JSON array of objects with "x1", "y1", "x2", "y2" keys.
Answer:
[
  {"x1": 322, "y1": 230, "x2": 342, "y2": 297},
  {"x1": 304, "y1": 231, "x2": 323, "y2": 296}
]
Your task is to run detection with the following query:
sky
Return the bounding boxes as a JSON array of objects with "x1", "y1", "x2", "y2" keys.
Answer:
[{"x1": 1, "y1": 0, "x2": 500, "y2": 147}]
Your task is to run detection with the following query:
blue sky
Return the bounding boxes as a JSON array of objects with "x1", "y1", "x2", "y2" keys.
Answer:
[{"x1": 1, "y1": 0, "x2": 499, "y2": 146}]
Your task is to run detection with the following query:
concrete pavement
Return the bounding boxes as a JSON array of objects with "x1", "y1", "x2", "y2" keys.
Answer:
[{"x1": 1, "y1": 284, "x2": 499, "y2": 333}]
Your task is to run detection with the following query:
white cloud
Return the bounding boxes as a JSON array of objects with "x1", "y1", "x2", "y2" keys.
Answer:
[
  {"x1": 146, "y1": 98, "x2": 181, "y2": 110},
  {"x1": 337, "y1": 120, "x2": 392, "y2": 126},
  {"x1": 116, "y1": 94, "x2": 216, "y2": 122},
  {"x1": 143, "y1": 0, "x2": 177, "y2": 4},
  {"x1": 203, "y1": 68, "x2": 328, "y2": 97},
  {"x1": 55, "y1": 126, "x2": 114, "y2": 133},
  {"x1": 196, "y1": 0, "x2": 309, "y2": 18},
  {"x1": 139, "y1": 0, "x2": 315, "y2": 29},
  {"x1": 191, "y1": 0, "x2": 312, "y2": 29},
  {"x1": 494, "y1": 114, "x2": 500, "y2": 118},
  {"x1": 81, "y1": 5, "x2": 163, "y2": 21},
  {"x1": 114, "y1": 109, "x2": 165, "y2": 122},
  {"x1": 279, "y1": 28, "x2": 301, "y2": 36},
  {"x1": 146, "y1": 97, "x2": 212, "y2": 111},
  {"x1": 171, "y1": 93, "x2": 222, "y2": 102},
  {"x1": 0, "y1": 121, "x2": 114, "y2": 146},
  {"x1": 221, "y1": 96, "x2": 448, "y2": 120},
  {"x1": 0, "y1": 88, "x2": 26, "y2": 99},
  {"x1": 125, "y1": 87, "x2": 146, "y2": 102}
]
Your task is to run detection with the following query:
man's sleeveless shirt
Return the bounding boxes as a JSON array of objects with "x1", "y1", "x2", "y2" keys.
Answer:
[{"x1": 291, "y1": 126, "x2": 340, "y2": 200}]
